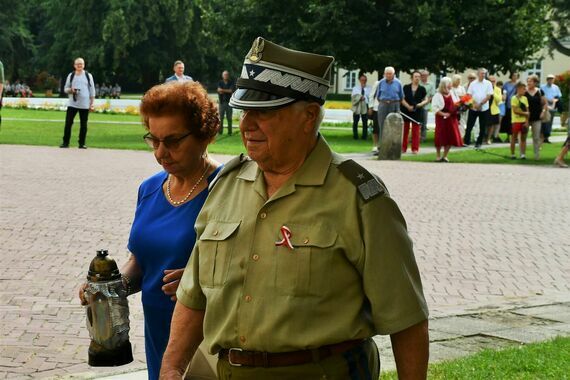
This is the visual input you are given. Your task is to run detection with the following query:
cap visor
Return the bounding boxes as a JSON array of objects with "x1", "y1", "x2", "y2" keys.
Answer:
[{"x1": 229, "y1": 88, "x2": 296, "y2": 110}]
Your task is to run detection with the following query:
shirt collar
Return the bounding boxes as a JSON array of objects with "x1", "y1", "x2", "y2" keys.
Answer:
[
  {"x1": 237, "y1": 160, "x2": 258, "y2": 181},
  {"x1": 293, "y1": 136, "x2": 332, "y2": 186}
]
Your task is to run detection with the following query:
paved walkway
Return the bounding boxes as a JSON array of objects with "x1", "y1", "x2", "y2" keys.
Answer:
[{"x1": 1, "y1": 145, "x2": 568, "y2": 378}]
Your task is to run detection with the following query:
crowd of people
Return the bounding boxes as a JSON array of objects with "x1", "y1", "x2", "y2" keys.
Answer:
[
  {"x1": 351, "y1": 67, "x2": 567, "y2": 166},
  {"x1": 2, "y1": 80, "x2": 34, "y2": 97},
  {"x1": 95, "y1": 82, "x2": 121, "y2": 98},
  {"x1": 1, "y1": 78, "x2": 122, "y2": 99}
]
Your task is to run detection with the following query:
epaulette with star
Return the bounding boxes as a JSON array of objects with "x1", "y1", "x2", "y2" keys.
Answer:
[{"x1": 337, "y1": 160, "x2": 387, "y2": 202}]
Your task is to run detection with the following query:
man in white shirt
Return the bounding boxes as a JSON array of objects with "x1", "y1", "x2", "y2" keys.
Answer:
[
  {"x1": 351, "y1": 74, "x2": 370, "y2": 140},
  {"x1": 540, "y1": 74, "x2": 562, "y2": 144},
  {"x1": 59, "y1": 57, "x2": 95, "y2": 149},
  {"x1": 165, "y1": 60, "x2": 193, "y2": 83},
  {"x1": 465, "y1": 68, "x2": 494, "y2": 148}
]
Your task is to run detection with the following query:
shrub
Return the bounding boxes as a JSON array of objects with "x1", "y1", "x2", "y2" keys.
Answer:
[{"x1": 34, "y1": 71, "x2": 59, "y2": 92}]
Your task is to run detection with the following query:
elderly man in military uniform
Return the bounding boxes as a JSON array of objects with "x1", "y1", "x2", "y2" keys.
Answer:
[{"x1": 160, "y1": 37, "x2": 429, "y2": 380}]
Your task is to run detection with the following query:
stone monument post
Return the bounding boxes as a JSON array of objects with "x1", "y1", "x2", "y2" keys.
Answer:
[{"x1": 378, "y1": 112, "x2": 403, "y2": 160}]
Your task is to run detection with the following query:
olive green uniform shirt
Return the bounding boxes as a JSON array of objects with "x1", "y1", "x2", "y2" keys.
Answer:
[{"x1": 177, "y1": 137, "x2": 428, "y2": 354}]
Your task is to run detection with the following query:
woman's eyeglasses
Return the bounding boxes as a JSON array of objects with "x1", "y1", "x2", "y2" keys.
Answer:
[{"x1": 143, "y1": 131, "x2": 192, "y2": 150}]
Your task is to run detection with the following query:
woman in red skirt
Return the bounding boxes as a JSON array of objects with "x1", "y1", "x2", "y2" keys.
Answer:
[{"x1": 431, "y1": 77, "x2": 463, "y2": 162}]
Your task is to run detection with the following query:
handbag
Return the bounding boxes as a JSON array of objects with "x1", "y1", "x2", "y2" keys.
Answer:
[{"x1": 541, "y1": 109, "x2": 551, "y2": 123}]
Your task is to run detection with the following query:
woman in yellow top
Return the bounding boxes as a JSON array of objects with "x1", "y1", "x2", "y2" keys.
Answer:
[
  {"x1": 486, "y1": 75, "x2": 503, "y2": 144},
  {"x1": 510, "y1": 82, "x2": 530, "y2": 159}
]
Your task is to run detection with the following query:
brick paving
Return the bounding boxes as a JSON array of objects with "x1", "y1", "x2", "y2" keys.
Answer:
[{"x1": 0, "y1": 144, "x2": 569, "y2": 378}]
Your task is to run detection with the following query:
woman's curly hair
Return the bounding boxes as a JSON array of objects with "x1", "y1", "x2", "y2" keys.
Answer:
[{"x1": 140, "y1": 81, "x2": 220, "y2": 141}]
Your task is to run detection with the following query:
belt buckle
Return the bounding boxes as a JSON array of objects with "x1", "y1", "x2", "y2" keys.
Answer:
[{"x1": 228, "y1": 348, "x2": 243, "y2": 367}]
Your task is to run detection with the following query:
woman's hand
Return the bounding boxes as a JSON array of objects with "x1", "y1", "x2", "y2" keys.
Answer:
[
  {"x1": 162, "y1": 269, "x2": 185, "y2": 301},
  {"x1": 78, "y1": 283, "x2": 89, "y2": 306}
]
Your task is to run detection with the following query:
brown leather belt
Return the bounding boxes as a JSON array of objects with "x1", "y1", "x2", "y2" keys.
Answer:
[
  {"x1": 380, "y1": 99, "x2": 400, "y2": 104},
  {"x1": 218, "y1": 339, "x2": 364, "y2": 367}
]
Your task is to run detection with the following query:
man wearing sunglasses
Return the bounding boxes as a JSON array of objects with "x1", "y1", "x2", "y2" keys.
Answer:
[{"x1": 161, "y1": 37, "x2": 429, "y2": 380}]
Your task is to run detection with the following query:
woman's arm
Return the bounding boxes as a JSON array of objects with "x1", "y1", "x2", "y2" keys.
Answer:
[
  {"x1": 540, "y1": 94, "x2": 548, "y2": 113},
  {"x1": 121, "y1": 254, "x2": 142, "y2": 295},
  {"x1": 512, "y1": 105, "x2": 529, "y2": 117},
  {"x1": 416, "y1": 88, "x2": 429, "y2": 108},
  {"x1": 431, "y1": 93, "x2": 446, "y2": 116}
]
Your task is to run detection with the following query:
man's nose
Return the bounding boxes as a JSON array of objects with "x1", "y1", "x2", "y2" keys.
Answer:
[{"x1": 239, "y1": 110, "x2": 258, "y2": 130}]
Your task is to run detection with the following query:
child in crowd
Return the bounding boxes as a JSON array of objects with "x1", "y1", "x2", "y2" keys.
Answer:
[{"x1": 510, "y1": 82, "x2": 529, "y2": 159}]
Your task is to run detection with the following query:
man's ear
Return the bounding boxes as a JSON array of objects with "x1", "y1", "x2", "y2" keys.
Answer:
[{"x1": 303, "y1": 102, "x2": 321, "y2": 133}]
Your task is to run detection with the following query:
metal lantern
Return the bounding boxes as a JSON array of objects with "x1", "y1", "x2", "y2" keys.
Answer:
[{"x1": 84, "y1": 249, "x2": 133, "y2": 366}]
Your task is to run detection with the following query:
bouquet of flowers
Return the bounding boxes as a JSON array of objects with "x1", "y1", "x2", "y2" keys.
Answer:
[{"x1": 454, "y1": 94, "x2": 474, "y2": 112}]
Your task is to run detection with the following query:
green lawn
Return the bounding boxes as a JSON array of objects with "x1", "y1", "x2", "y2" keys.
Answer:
[
  {"x1": 1, "y1": 108, "x2": 566, "y2": 165},
  {"x1": 0, "y1": 108, "x2": 378, "y2": 155},
  {"x1": 401, "y1": 142, "x2": 565, "y2": 166},
  {"x1": 382, "y1": 336, "x2": 570, "y2": 380}
]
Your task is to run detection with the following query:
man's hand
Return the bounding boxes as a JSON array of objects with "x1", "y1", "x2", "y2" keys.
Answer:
[
  {"x1": 163, "y1": 268, "x2": 185, "y2": 301},
  {"x1": 391, "y1": 319, "x2": 429, "y2": 380},
  {"x1": 160, "y1": 369, "x2": 185, "y2": 380},
  {"x1": 160, "y1": 304, "x2": 205, "y2": 379}
]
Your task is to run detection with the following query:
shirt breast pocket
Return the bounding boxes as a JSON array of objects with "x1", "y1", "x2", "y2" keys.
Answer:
[
  {"x1": 273, "y1": 224, "x2": 338, "y2": 297},
  {"x1": 198, "y1": 221, "x2": 240, "y2": 288}
]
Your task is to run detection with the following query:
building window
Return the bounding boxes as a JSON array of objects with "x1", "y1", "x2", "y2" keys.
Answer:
[
  {"x1": 344, "y1": 71, "x2": 357, "y2": 90},
  {"x1": 525, "y1": 60, "x2": 542, "y2": 81}
]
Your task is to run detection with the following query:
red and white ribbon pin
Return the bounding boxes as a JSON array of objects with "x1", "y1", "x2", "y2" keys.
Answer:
[{"x1": 275, "y1": 226, "x2": 295, "y2": 250}]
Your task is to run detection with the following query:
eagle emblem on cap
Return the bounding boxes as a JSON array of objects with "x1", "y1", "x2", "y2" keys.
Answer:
[{"x1": 248, "y1": 37, "x2": 265, "y2": 62}]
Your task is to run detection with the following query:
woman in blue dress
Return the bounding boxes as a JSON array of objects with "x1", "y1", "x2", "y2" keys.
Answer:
[{"x1": 80, "y1": 81, "x2": 221, "y2": 379}]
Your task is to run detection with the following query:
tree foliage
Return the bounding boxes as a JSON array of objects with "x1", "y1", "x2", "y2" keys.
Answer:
[
  {"x1": 37, "y1": 0, "x2": 209, "y2": 90},
  {"x1": 0, "y1": 0, "x2": 36, "y2": 80},
  {"x1": 205, "y1": 0, "x2": 554, "y2": 75},
  {"x1": 549, "y1": 0, "x2": 570, "y2": 56},
  {"x1": 2, "y1": 0, "x2": 565, "y2": 91}
]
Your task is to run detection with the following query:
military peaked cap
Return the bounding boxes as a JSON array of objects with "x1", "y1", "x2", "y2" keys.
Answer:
[{"x1": 229, "y1": 37, "x2": 335, "y2": 110}]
